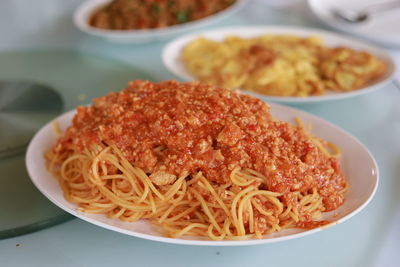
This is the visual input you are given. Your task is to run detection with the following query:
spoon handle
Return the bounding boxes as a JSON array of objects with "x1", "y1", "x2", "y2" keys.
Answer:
[{"x1": 363, "y1": 0, "x2": 400, "y2": 14}]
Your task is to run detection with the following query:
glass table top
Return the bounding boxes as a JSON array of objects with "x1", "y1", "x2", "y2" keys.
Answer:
[{"x1": 0, "y1": 50, "x2": 154, "y2": 239}]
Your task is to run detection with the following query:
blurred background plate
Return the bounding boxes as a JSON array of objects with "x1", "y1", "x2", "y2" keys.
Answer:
[
  {"x1": 0, "y1": 50, "x2": 154, "y2": 239},
  {"x1": 162, "y1": 25, "x2": 396, "y2": 103},
  {"x1": 308, "y1": 0, "x2": 400, "y2": 48},
  {"x1": 73, "y1": 0, "x2": 247, "y2": 43}
]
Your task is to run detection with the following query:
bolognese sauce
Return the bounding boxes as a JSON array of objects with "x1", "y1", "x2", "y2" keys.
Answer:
[
  {"x1": 54, "y1": 80, "x2": 347, "y2": 226},
  {"x1": 89, "y1": 0, "x2": 236, "y2": 30}
]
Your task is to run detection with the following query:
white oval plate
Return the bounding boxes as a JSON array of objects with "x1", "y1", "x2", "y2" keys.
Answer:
[
  {"x1": 73, "y1": 0, "x2": 246, "y2": 43},
  {"x1": 26, "y1": 102, "x2": 378, "y2": 246},
  {"x1": 308, "y1": 0, "x2": 400, "y2": 48},
  {"x1": 162, "y1": 26, "x2": 395, "y2": 103}
]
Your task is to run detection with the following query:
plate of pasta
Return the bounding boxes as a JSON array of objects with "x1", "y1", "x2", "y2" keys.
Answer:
[
  {"x1": 162, "y1": 26, "x2": 395, "y2": 103},
  {"x1": 26, "y1": 80, "x2": 378, "y2": 245}
]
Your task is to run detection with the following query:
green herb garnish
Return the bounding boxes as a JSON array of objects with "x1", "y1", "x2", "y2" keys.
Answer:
[{"x1": 177, "y1": 10, "x2": 189, "y2": 23}]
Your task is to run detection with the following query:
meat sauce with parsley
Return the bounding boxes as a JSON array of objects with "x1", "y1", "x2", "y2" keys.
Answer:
[{"x1": 89, "y1": 0, "x2": 236, "y2": 30}]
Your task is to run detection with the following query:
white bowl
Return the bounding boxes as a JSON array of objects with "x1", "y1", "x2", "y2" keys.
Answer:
[
  {"x1": 73, "y1": 0, "x2": 247, "y2": 43},
  {"x1": 162, "y1": 26, "x2": 395, "y2": 103},
  {"x1": 26, "y1": 102, "x2": 378, "y2": 246},
  {"x1": 308, "y1": 0, "x2": 400, "y2": 48}
]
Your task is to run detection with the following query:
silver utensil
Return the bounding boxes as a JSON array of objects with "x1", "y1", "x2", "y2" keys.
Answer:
[
  {"x1": 0, "y1": 81, "x2": 63, "y2": 158},
  {"x1": 333, "y1": 0, "x2": 400, "y2": 23}
]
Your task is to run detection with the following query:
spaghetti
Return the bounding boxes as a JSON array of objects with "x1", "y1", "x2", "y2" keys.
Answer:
[{"x1": 46, "y1": 80, "x2": 348, "y2": 240}]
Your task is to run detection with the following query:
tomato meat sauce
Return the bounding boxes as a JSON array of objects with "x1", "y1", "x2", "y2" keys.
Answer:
[
  {"x1": 55, "y1": 80, "x2": 347, "y2": 228},
  {"x1": 89, "y1": 0, "x2": 236, "y2": 30}
]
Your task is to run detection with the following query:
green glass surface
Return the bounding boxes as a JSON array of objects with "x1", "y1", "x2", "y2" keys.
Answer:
[
  {"x1": 0, "y1": 81, "x2": 64, "y2": 157},
  {"x1": 0, "y1": 50, "x2": 154, "y2": 239}
]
